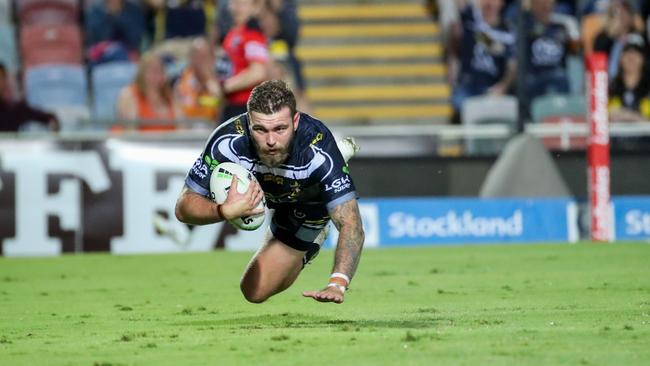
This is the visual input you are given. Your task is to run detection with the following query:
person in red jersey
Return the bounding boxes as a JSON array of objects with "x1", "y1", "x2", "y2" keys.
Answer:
[{"x1": 219, "y1": 0, "x2": 270, "y2": 123}]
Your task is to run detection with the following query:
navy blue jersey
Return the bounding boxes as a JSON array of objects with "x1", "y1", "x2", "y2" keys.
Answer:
[
  {"x1": 457, "y1": 6, "x2": 515, "y2": 92},
  {"x1": 526, "y1": 13, "x2": 579, "y2": 74},
  {"x1": 185, "y1": 112, "x2": 357, "y2": 223}
]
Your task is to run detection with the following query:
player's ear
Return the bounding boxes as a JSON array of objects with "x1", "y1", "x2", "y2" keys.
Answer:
[{"x1": 292, "y1": 112, "x2": 300, "y2": 130}]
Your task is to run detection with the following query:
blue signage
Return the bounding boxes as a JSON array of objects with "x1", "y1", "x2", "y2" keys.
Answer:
[
  {"x1": 324, "y1": 197, "x2": 578, "y2": 247},
  {"x1": 613, "y1": 196, "x2": 650, "y2": 241}
]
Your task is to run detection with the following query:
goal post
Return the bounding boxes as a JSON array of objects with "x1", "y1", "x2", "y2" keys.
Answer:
[{"x1": 586, "y1": 53, "x2": 612, "y2": 242}]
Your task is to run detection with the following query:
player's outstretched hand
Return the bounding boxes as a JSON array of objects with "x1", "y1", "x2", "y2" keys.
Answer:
[
  {"x1": 221, "y1": 175, "x2": 265, "y2": 220},
  {"x1": 302, "y1": 286, "x2": 345, "y2": 304}
]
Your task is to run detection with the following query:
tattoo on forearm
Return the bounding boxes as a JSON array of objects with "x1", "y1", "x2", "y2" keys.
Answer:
[{"x1": 330, "y1": 200, "x2": 365, "y2": 280}]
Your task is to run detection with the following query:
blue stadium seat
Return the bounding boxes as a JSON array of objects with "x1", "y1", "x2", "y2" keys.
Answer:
[
  {"x1": 0, "y1": 24, "x2": 19, "y2": 71},
  {"x1": 567, "y1": 56, "x2": 584, "y2": 95},
  {"x1": 530, "y1": 94, "x2": 586, "y2": 123},
  {"x1": 462, "y1": 95, "x2": 519, "y2": 155},
  {"x1": 25, "y1": 64, "x2": 87, "y2": 110},
  {"x1": 91, "y1": 61, "x2": 137, "y2": 121},
  {"x1": 0, "y1": 0, "x2": 12, "y2": 25}
]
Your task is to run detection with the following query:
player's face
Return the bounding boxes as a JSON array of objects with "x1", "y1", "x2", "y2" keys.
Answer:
[{"x1": 249, "y1": 106, "x2": 299, "y2": 167}]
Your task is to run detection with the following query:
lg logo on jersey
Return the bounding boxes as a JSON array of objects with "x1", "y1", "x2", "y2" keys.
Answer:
[{"x1": 325, "y1": 175, "x2": 351, "y2": 193}]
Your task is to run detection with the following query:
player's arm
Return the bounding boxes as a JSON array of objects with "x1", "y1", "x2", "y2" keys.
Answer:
[
  {"x1": 175, "y1": 178, "x2": 264, "y2": 226},
  {"x1": 303, "y1": 199, "x2": 365, "y2": 304},
  {"x1": 330, "y1": 199, "x2": 365, "y2": 281}
]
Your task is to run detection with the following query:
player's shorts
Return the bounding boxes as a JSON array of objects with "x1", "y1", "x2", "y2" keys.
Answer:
[{"x1": 269, "y1": 205, "x2": 330, "y2": 266}]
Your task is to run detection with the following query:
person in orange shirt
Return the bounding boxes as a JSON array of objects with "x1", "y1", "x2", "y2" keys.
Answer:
[
  {"x1": 116, "y1": 52, "x2": 180, "y2": 131},
  {"x1": 174, "y1": 37, "x2": 221, "y2": 122}
]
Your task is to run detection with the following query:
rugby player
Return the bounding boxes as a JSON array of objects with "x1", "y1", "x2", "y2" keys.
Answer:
[{"x1": 175, "y1": 80, "x2": 364, "y2": 304}]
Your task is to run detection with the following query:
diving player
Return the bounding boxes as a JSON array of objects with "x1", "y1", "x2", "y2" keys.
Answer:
[{"x1": 175, "y1": 80, "x2": 364, "y2": 304}]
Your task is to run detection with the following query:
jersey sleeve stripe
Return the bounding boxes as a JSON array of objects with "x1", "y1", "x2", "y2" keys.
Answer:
[
  {"x1": 326, "y1": 191, "x2": 357, "y2": 211},
  {"x1": 185, "y1": 175, "x2": 210, "y2": 196}
]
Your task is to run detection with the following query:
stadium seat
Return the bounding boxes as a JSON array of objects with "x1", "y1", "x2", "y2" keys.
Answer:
[
  {"x1": 462, "y1": 95, "x2": 518, "y2": 155},
  {"x1": 17, "y1": 0, "x2": 78, "y2": 26},
  {"x1": 567, "y1": 56, "x2": 584, "y2": 95},
  {"x1": 0, "y1": 24, "x2": 19, "y2": 71},
  {"x1": 0, "y1": 0, "x2": 13, "y2": 25},
  {"x1": 25, "y1": 64, "x2": 87, "y2": 110},
  {"x1": 51, "y1": 105, "x2": 91, "y2": 131},
  {"x1": 20, "y1": 24, "x2": 82, "y2": 68},
  {"x1": 91, "y1": 61, "x2": 137, "y2": 122},
  {"x1": 530, "y1": 94, "x2": 586, "y2": 123},
  {"x1": 530, "y1": 94, "x2": 588, "y2": 150}
]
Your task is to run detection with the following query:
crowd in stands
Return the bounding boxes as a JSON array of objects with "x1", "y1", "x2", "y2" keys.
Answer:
[
  {"x1": 441, "y1": 0, "x2": 650, "y2": 135},
  {"x1": 0, "y1": 0, "x2": 305, "y2": 132}
]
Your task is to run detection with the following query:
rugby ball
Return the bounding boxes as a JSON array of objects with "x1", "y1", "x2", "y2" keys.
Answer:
[{"x1": 209, "y1": 162, "x2": 266, "y2": 231}]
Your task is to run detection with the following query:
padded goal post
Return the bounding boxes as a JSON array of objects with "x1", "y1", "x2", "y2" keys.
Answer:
[{"x1": 586, "y1": 53, "x2": 612, "y2": 242}]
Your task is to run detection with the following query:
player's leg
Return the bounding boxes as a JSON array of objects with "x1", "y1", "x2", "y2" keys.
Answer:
[
  {"x1": 239, "y1": 233, "x2": 308, "y2": 303},
  {"x1": 239, "y1": 211, "x2": 326, "y2": 303}
]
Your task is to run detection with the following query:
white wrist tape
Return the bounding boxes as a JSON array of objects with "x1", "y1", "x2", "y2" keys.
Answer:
[
  {"x1": 330, "y1": 272, "x2": 350, "y2": 285},
  {"x1": 327, "y1": 283, "x2": 346, "y2": 293}
]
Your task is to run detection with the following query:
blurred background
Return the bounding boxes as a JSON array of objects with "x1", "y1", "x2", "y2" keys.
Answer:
[{"x1": 1, "y1": 0, "x2": 650, "y2": 256}]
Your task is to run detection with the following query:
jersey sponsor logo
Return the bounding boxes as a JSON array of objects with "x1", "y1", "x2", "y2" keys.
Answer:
[
  {"x1": 531, "y1": 37, "x2": 564, "y2": 67},
  {"x1": 325, "y1": 175, "x2": 351, "y2": 193},
  {"x1": 293, "y1": 209, "x2": 306, "y2": 219},
  {"x1": 310, "y1": 133, "x2": 323, "y2": 145},
  {"x1": 471, "y1": 43, "x2": 498, "y2": 76},
  {"x1": 263, "y1": 174, "x2": 283, "y2": 184},
  {"x1": 203, "y1": 155, "x2": 219, "y2": 171},
  {"x1": 191, "y1": 157, "x2": 210, "y2": 179},
  {"x1": 234, "y1": 119, "x2": 245, "y2": 135},
  {"x1": 289, "y1": 181, "x2": 302, "y2": 199}
]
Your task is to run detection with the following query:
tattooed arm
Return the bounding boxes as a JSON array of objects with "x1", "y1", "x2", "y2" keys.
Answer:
[
  {"x1": 330, "y1": 199, "x2": 365, "y2": 279},
  {"x1": 302, "y1": 199, "x2": 365, "y2": 304}
]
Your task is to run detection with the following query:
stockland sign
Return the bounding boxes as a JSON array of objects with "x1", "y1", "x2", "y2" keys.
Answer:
[
  {"x1": 327, "y1": 198, "x2": 578, "y2": 246},
  {"x1": 612, "y1": 196, "x2": 650, "y2": 240}
]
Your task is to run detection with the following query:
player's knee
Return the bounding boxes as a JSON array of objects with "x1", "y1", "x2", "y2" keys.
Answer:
[{"x1": 240, "y1": 283, "x2": 269, "y2": 304}]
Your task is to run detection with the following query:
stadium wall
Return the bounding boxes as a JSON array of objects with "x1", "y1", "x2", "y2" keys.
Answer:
[{"x1": 0, "y1": 136, "x2": 649, "y2": 256}]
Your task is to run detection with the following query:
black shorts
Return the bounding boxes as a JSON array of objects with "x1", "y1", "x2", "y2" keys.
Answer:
[{"x1": 269, "y1": 205, "x2": 330, "y2": 266}]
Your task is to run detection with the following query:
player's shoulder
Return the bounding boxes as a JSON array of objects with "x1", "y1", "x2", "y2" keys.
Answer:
[
  {"x1": 204, "y1": 113, "x2": 253, "y2": 159},
  {"x1": 206, "y1": 113, "x2": 248, "y2": 142},
  {"x1": 296, "y1": 112, "x2": 335, "y2": 147}
]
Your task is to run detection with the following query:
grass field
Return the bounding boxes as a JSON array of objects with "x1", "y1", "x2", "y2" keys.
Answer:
[{"x1": 1, "y1": 243, "x2": 649, "y2": 366}]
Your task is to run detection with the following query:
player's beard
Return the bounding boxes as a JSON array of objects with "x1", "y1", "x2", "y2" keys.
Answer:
[{"x1": 254, "y1": 132, "x2": 294, "y2": 168}]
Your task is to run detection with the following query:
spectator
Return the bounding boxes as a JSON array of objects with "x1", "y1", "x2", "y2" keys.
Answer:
[
  {"x1": 116, "y1": 52, "x2": 179, "y2": 130},
  {"x1": 447, "y1": 0, "x2": 516, "y2": 123},
  {"x1": 0, "y1": 62, "x2": 59, "y2": 132},
  {"x1": 85, "y1": 0, "x2": 146, "y2": 65},
  {"x1": 174, "y1": 37, "x2": 222, "y2": 122},
  {"x1": 218, "y1": 0, "x2": 270, "y2": 122},
  {"x1": 219, "y1": 0, "x2": 307, "y2": 111},
  {"x1": 608, "y1": 34, "x2": 650, "y2": 122},
  {"x1": 524, "y1": 0, "x2": 580, "y2": 100},
  {"x1": 145, "y1": 0, "x2": 217, "y2": 58},
  {"x1": 593, "y1": 0, "x2": 646, "y2": 77}
]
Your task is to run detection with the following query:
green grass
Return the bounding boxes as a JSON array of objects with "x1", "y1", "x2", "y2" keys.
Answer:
[{"x1": 1, "y1": 243, "x2": 649, "y2": 366}]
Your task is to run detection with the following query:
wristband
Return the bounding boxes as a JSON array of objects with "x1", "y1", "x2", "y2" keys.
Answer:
[
  {"x1": 327, "y1": 283, "x2": 346, "y2": 294},
  {"x1": 330, "y1": 272, "x2": 350, "y2": 285}
]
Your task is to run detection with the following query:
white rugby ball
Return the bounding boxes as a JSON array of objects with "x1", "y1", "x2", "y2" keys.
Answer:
[{"x1": 209, "y1": 162, "x2": 266, "y2": 231}]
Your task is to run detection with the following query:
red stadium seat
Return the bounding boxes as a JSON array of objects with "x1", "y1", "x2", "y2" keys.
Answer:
[
  {"x1": 17, "y1": 0, "x2": 78, "y2": 26},
  {"x1": 540, "y1": 116, "x2": 588, "y2": 151},
  {"x1": 20, "y1": 24, "x2": 82, "y2": 68}
]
